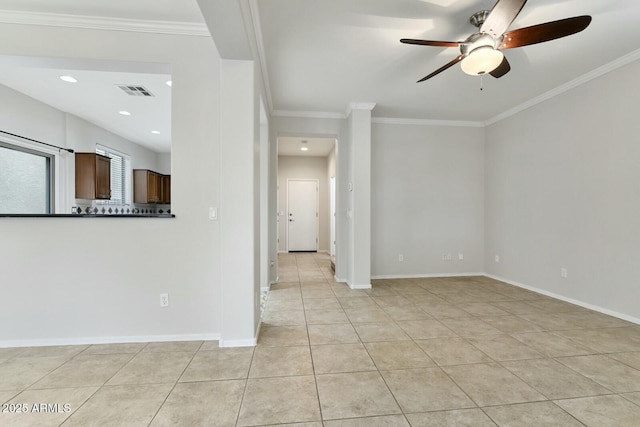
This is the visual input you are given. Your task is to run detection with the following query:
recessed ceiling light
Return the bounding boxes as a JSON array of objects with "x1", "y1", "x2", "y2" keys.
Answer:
[
  {"x1": 300, "y1": 147, "x2": 309, "y2": 151},
  {"x1": 60, "y1": 75, "x2": 77, "y2": 83},
  {"x1": 166, "y1": 80, "x2": 172, "y2": 87},
  {"x1": 119, "y1": 110, "x2": 131, "y2": 116},
  {"x1": 151, "y1": 130, "x2": 161, "y2": 135}
]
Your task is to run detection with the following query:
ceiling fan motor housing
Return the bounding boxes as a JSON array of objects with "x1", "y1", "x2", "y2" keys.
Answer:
[
  {"x1": 461, "y1": 33, "x2": 501, "y2": 56},
  {"x1": 470, "y1": 10, "x2": 491, "y2": 28}
]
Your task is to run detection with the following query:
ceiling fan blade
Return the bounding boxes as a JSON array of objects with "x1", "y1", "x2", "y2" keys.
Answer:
[
  {"x1": 500, "y1": 15, "x2": 592, "y2": 49},
  {"x1": 480, "y1": 0, "x2": 528, "y2": 38},
  {"x1": 401, "y1": 39, "x2": 460, "y2": 48},
  {"x1": 490, "y1": 56, "x2": 511, "y2": 78},
  {"x1": 417, "y1": 55, "x2": 465, "y2": 82}
]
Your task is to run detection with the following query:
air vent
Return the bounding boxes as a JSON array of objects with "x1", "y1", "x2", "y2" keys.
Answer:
[{"x1": 118, "y1": 85, "x2": 154, "y2": 97}]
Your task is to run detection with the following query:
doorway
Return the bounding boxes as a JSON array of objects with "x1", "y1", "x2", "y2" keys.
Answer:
[{"x1": 287, "y1": 179, "x2": 318, "y2": 251}]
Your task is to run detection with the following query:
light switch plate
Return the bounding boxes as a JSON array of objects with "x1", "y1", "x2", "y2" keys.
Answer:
[{"x1": 209, "y1": 207, "x2": 218, "y2": 220}]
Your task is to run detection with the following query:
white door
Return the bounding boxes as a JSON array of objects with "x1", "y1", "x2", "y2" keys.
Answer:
[{"x1": 287, "y1": 180, "x2": 318, "y2": 251}]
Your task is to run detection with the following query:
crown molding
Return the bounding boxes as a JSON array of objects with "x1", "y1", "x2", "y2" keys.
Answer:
[
  {"x1": 486, "y1": 47, "x2": 640, "y2": 126},
  {"x1": 346, "y1": 102, "x2": 376, "y2": 116},
  {"x1": 272, "y1": 110, "x2": 486, "y2": 128},
  {"x1": 0, "y1": 10, "x2": 211, "y2": 37},
  {"x1": 272, "y1": 110, "x2": 347, "y2": 120},
  {"x1": 372, "y1": 117, "x2": 484, "y2": 128}
]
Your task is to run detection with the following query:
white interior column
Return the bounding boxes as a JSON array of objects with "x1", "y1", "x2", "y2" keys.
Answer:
[
  {"x1": 347, "y1": 102, "x2": 375, "y2": 289},
  {"x1": 219, "y1": 59, "x2": 259, "y2": 346}
]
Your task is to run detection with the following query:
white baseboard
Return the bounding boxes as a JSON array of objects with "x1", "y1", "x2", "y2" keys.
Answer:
[
  {"x1": 349, "y1": 282, "x2": 372, "y2": 290},
  {"x1": 219, "y1": 338, "x2": 257, "y2": 347},
  {"x1": 485, "y1": 273, "x2": 640, "y2": 326},
  {"x1": 372, "y1": 272, "x2": 485, "y2": 280},
  {"x1": 219, "y1": 321, "x2": 261, "y2": 348},
  {"x1": 0, "y1": 333, "x2": 221, "y2": 349},
  {"x1": 332, "y1": 276, "x2": 371, "y2": 289}
]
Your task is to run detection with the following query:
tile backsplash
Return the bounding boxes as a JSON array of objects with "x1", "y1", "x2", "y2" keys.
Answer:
[{"x1": 72, "y1": 203, "x2": 171, "y2": 215}]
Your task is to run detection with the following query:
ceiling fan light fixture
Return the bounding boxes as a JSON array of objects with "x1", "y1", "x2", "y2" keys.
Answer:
[{"x1": 460, "y1": 46, "x2": 504, "y2": 76}]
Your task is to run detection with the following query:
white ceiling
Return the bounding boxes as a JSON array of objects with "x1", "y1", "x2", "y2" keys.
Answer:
[
  {"x1": 0, "y1": 0, "x2": 639, "y2": 143},
  {"x1": 0, "y1": 56, "x2": 172, "y2": 152},
  {"x1": 278, "y1": 137, "x2": 336, "y2": 157},
  {"x1": 256, "y1": 0, "x2": 640, "y2": 121}
]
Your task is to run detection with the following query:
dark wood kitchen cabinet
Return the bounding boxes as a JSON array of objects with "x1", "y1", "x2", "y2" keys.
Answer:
[
  {"x1": 161, "y1": 175, "x2": 171, "y2": 204},
  {"x1": 75, "y1": 153, "x2": 111, "y2": 200},
  {"x1": 134, "y1": 169, "x2": 171, "y2": 204}
]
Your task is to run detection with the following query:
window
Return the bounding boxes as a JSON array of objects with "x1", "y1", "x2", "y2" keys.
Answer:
[
  {"x1": 0, "y1": 142, "x2": 54, "y2": 214},
  {"x1": 96, "y1": 145, "x2": 131, "y2": 205}
]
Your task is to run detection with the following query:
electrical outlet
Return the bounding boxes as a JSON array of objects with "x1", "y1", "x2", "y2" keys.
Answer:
[
  {"x1": 446, "y1": 253, "x2": 452, "y2": 261},
  {"x1": 458, "y1": 253, "x2": 464, "y2": 260},
  {"x1": 398, "y1": 254, "x2": 404, "y2": 262},
  {"x1": 495, "y1": 255, "x2": 500, "y2": 263},
  {"x1": 160, "y1": 293, "x2": 169, "y2": 307},
  {"x1": 560, "y1": 268, "x2": 568, "y2": 278}
]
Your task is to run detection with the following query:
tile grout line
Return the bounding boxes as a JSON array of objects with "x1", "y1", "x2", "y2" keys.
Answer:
[
  {"x1": 369, "y1": 291, "x2": 484, "y2": 421},
  {"x1": 146, "y1": 341, "x2": 205, "y2": 426},
  {"x1": 299, "y1": 258, "x2": 326, "y2": 423},
  {"x1": 57, "y1": 342, "x2": 149, "y2": 426},
  {"x1": 232, "y1": 344, "x2": 257, "y2": 427}
]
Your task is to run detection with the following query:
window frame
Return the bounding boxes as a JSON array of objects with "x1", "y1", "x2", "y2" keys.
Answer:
[
  {"x1": 0, "y1": 137, "x2": 58, "y2": 214},
  {"x1": 95, "y1": 144, "x2": 132, "y2": 206}
]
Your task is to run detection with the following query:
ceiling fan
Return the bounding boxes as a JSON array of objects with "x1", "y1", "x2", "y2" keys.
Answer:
[{"x1": 401, "y1": 0, "x2": 592, "y2": 82}]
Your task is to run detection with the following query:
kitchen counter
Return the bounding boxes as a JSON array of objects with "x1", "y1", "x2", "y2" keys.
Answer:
[{"x1": 0, "y1": 214, "x2": 175, "y2": 218}]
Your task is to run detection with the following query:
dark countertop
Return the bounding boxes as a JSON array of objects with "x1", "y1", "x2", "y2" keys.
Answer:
[{"x1": 0, "y1": 214, "x2": 175, "y2": 218}]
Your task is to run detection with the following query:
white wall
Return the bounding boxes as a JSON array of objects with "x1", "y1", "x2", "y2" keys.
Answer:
[
  {"x1": 327, "y1": 145, "x2": 337, "y2": 255},
  {"x1": 66, "y1": 115, "x2": 160, "y2": 171},
  {"x1": 277, "y1": 155, "x2": 330, "y2": 253},
  {"x1": 157, "y1": 153, "x2": 172, "y2": 175},
  {"x1": 372, "y1": 122, "x2": 485, "y2": 277},
  {"x1": 219, "y1": 59, "x2": 260, "y2": 346},
  {"x1": 327, "y1": 144, "x2": 336, "y2": 180},
  {"x1": 485, "y1": 58, "x2": 640, "y2": 321},
  {"x1": 0, "y1": 83, "x2": 67, "y2": 145},
  {"x1": 0, "y1": 23, "x2": 223, "y2": 345}
]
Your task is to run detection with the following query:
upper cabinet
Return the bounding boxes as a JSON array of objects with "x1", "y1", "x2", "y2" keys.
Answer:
[
  {"x1": 134, "y1": 169, "x2": 171, "y2": 204},
  {"x1": 75, "y1": 153, "x2": 111, "y2": 200},
  {"x1": 161, "y1": 175, "x2": 171, "y2": 204}
]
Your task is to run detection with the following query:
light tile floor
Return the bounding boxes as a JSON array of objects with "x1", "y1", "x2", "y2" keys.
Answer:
[{"x1": 1, "y1": 252, "x2": 640, "y2": 426}]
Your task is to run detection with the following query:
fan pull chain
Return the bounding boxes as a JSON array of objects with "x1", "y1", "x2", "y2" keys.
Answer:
[{"x1": 480, "y1": 74, "x2": 484, "y2": 91}]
